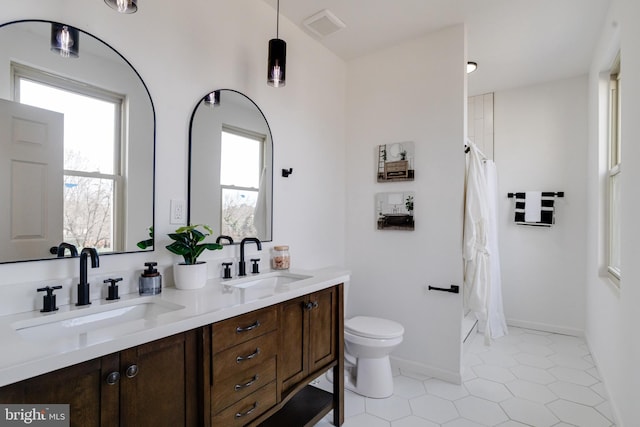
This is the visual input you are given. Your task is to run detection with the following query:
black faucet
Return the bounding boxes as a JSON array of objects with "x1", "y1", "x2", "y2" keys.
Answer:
[
  {"x1": 50, "y1": 242, "x2": 78, "y2": 258},
  {"x1": 239, "y1": 238, "x2": 261, "y2": 276},
  {"x1": 77, "y1": 247, "x2": 99, "y2": 306},
  {"x1": 215, "y1": 235, "x2": 234, "y2": 245}
]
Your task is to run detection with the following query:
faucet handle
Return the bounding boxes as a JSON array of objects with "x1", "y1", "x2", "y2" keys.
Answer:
[
  {"x1": 250, "y1": 259, "x2": 260, "y2": 274},
  {"x1": 222, "y1": 262, "x2": 233, "y2": 279},
  {"x1": 104, "y1": 278, "x2": 123, "y2": 301},
  {"x1": 37, "y1": 285, "x2": 62, "y2": 312}
]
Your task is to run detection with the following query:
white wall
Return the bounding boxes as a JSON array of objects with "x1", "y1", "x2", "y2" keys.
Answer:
[
  {"x1": 494, "y1": 76, "x2": 588, "y2": 336},
  {"x1": 585, "y1": 0, "x2": 640, "y2": 425},
  {"x1": 345, "y1": 25, "x2": 466, "y2": 382},
  {"x1": 0, "y1": 0, "x2": 347, "y2": 311}
]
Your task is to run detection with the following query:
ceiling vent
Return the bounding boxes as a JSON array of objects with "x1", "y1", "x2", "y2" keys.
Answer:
[{"x1": 303, "y1": 9, "x2": 346, "y2": 38}]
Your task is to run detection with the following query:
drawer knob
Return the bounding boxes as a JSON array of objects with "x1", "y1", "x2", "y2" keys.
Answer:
[
  {"x1": 125, "y1": 364, "x2": 139, "y2": 379},
  {"x1": 105, "y1": 371, "x2": 120, "y2": 385},
  {"x1": 236, "y1": 348, "x2": 261, "y2": 363},
  {"x1": 234, "y1": 374, "x2": 259, "y2": 391},
  {"x1": 235, "y1": 402, "x2": 258, "y2": 419},
  {"x1": 236, "y1": 320, "x2": 261, "y2": 333}
]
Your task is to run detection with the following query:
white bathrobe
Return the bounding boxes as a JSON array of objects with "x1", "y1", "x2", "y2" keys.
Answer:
[
  {"x1": 464, "y1": 142, "x2": 508, "y2": 344},
  {"x1": 463, "y1": 142, "x2": 491, "y2": 339}
]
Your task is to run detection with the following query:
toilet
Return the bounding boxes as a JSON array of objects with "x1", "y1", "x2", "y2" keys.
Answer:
[{"x1": 342, "y1": 315, "x2": 405, "y2": 398}]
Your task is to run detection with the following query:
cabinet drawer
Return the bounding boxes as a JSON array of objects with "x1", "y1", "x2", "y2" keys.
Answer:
[
  {"x1": 211, "y1": 381, "x2": 277, "y2": 427},
  {"x1": 212, "y1": 356, "x2": 276, "y2": 413},
  {"x1": 213, "y1": 330, "x2": 278, "y2": 382},
  {"x1": 212, "y1": 305, "x2": 278, "y2": 353}
]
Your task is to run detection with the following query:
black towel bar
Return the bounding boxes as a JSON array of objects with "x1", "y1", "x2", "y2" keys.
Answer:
[
  {"x1": 508, "y1": 192, "x2": 564, "y2": 198},
  {"x1": 428, "y1": 285, "x2": 459, "y2": 294}
]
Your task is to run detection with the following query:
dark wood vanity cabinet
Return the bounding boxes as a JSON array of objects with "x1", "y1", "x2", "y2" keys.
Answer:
[
  {"x1": 0, "y1": 330, "x2": 200, "y2": 427},
  {"x1": 0, "y1": 283, "x2": 344, "y2": 427}
]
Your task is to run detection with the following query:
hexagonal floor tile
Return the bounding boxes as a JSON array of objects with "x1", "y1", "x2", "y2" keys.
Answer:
[
  {"x1": 409, "y1": 394, "x2": 459, "y2": 424},
  {"x1": 510, "y1": 365, "x2": 556, "y2": 385},
  {"x1": 505, "y1": 379, "x2": 557, "y2": 404},
  {"x1": 455, "y1": 396, "x2": 509, "y2": 425},
  {"x1": 501, "y1": 397, "x2": 559, "y2": 427},
  {"x1": 366, "y1": 395, "x2": 412, "y2": 422},
  {"x1": 465, "y1": 378, "x2": 512, "y2": 402},
  {"x1": 548, "y1": 366, "x2": 599, "y2": 386},
  {"x1": 547, "y1": 399, "x2": 612, "y2": 427},
  {"x1": 393, "y1": 375, "x2": 427, "y2": 399},
  {"x1": 548, "y1": 381, "x2": 605, "y2": 406},
  {"x1": 392, "y1": 415, "x2": 439, "y2": 427},
  {"x1": 423, "y1": 378, "x2": 469, "y2": 400}
]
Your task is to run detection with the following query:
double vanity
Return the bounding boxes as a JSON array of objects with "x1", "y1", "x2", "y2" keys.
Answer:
[{"x1": 0, "y1": 268, "x2": 348, "y2": 426}]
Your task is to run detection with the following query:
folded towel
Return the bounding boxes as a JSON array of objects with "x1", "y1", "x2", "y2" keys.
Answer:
[
  {"x1": 514, "y1": 192, "x2": 555, "y2": 227},
  {"x1": 524, "y1": 191, "x2": 542, "y2": 222}
]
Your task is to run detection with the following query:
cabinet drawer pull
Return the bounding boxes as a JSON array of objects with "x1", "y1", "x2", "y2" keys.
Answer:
[
  {"x1": 236, "y1": 320, "x2": 261, "y2": 333},
  {"x1": 304, "y1": 301, "x2": 319, "y2": 310},
  {"x1": 236, "y1": 348, "x2": 261, "y2": 363},
  {"x1": 105, "y1": 371, "x2": 120, "y2": 385},
  {"x1": 125, "y1": 364, "x2": 139, "y2": 379},
  {"x1": 235, "y1": 402, "x2": 258, "y2": 418},
  {"x1": 234, "y1": 374, "x2": 259, "y2": 391}
]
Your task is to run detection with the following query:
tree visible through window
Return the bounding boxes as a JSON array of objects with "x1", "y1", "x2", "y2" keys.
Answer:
[{"x1": 14, "y1": 66, "x2": 123, "y2": 252}]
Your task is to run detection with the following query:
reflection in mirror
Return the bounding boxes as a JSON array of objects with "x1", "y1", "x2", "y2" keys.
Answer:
[
  {"x1": 189, "y1": 90, "x2": 273, "y2": 243},
  {"x1": 0, "y1": 20, "x2": 155, "y2": 263}
]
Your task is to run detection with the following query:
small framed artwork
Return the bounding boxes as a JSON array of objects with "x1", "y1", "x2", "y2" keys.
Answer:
[
  {"x1": 377, "y1": 141, "x2": 415, "y2": 182},
  {"x1": 376, "y1": 192, "x2": 414, "y2": 231}
]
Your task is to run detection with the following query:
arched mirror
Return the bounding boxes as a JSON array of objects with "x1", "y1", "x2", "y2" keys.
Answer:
[
  {"x1": 0, "y1": 20, "x2": 155, "y2": 263},
  {"x1": 188, "y1": 89, "x2": 273, "y2": 243}
]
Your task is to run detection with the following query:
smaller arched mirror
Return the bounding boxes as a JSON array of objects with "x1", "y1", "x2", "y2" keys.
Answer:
[{"x1": 188, "y1": 90, "x2": 273, "y2": 242}]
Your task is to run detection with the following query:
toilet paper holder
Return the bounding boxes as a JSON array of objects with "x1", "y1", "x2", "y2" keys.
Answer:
[{"x1": 428, "y1": 285, "x2": 459, "y2": 294}]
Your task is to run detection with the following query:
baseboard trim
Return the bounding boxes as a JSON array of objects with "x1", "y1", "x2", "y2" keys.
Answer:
[
  {"x1": 507, "y1": 318, "x2": 584, "y2": 337},
  {"x1": 391, "y1": 356, "x2": 462, "y2": 385}
]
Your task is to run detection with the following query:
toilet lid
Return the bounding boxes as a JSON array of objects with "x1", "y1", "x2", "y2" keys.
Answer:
[{"x1": 345, "y1": 316, "x2": 404, "y2": 339}]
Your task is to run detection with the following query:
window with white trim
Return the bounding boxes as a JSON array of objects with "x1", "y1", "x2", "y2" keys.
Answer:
[
  {"x1": 219, "y1": 126, "x2": 265, "y2": 241},
  {"x1": 13, "y1": 63, "x2": 125, "y2": 252},
  {"x1": 607, "y1": 54, "x2": 621, "y2": 283}
]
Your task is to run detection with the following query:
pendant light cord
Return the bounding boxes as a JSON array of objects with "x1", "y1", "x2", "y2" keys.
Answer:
[{"x1": 276, "y1": 0, "x2": 280, "y2": 38}]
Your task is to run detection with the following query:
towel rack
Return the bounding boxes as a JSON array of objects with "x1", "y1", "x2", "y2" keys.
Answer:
[{"x1": 507, "y1": 192, "x2": 564, "y2": 198}]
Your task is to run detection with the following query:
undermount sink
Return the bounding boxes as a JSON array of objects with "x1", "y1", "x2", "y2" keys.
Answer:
[
  {"x1": 223, "y1": 271, "x2": 312, "y2": 301},
  {"x1": 12, "y1": 298, "x2": 185, "y2": 343}
]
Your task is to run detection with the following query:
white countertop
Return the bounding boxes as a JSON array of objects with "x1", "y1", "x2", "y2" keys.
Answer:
[{"x1": 0, "y1": 267, "x2": 349, "y2": 387}]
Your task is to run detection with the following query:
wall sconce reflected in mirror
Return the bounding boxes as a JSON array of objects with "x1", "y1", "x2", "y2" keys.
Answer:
[
  {"x1": 204, "y1": 90, "x2": 220, "y2": 107},
  {"x1": 267, "y1": 0, "x2": 287, "y2": 87},
  {"x1": 104, "y1": 0, "x2": 138, "y2": 14},
  {"x1": 50, "y1": 24, "x2": 79, "y2": 58},
  {"x1": 467, "y1": 61, "x2": 478, "y2": 74}
]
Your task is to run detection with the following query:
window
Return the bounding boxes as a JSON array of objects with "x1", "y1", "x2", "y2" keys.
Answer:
[
  {"x1": 219, "y1": 126, "x2": 265, "y2": 241},
  {"x1": 13, "y1": 64, "x2": 125, "y2": 252},
  {"x1": 607, "y1": 54, "x2": 621, "y2": 282}
]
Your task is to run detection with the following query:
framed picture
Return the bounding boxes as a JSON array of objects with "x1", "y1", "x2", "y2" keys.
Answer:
[
  {"x1": 376, "y1": 192, "x2": 414, "y2": 231},
  {"x1": 377, "y1": 141, "x2": 415, "y2": 182}
]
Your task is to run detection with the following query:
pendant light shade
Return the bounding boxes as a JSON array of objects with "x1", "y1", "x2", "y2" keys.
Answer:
[
  {"x1": 268, "y1": 38, "x2": 287, "y2": 87},
  {"x1": 104, "y1": 0, "x2": 138, "y2": 14},
  {"x1": 50, "y1": 24, "x2": 79, "y2": 58},
  {"x1": 204, "y1": 90, "x2": 220, "y2": 107},
  {"x1": 267, "y1": 0, "x2": 286, "y2": 87}
]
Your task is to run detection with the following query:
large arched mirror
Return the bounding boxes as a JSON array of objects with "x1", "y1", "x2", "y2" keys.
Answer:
[
  {"x1": 188, "y1": 90, "x2": 273, "y2": 242},
  {"x1": 0, "y1": 20, "x2": 155, "y2": 263}
]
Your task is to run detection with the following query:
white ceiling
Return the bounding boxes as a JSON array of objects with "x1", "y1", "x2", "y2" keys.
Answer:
[{"x1": 262, "y1": 0, "x2": 613, "y2": 95}]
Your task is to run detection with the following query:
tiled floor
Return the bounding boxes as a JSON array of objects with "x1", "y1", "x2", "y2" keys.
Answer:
[{"x1": 314, "y1": 327, "x2": 616, "y2": 427}]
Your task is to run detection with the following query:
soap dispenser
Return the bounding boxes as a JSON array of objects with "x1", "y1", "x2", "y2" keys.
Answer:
[{"x1": 139, "y1": 262, "x2": 162, "y2": 295}]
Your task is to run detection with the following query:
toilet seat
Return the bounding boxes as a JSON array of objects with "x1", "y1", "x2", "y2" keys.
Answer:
[{"x1": 345, "y1": 316, "x2": 404, "y2": 339}]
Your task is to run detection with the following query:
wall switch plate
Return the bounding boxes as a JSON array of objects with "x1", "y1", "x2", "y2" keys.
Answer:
[{"x1": 170, "y1": 199, "x2": 185, "y2": 224}]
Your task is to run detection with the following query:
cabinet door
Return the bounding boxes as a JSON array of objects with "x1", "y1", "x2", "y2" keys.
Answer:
[
  {"x1": 119, "y1": 330, "x2": 199, "y2": 427},
  {"x1": 0, "y1": 354, "x2": 119, "y2": 427},
  {"x1": 278, "y1": 295, "x2": 308, "y2": 394},
  {"x1": 308, "y1": 286, "x2": 338, "y2": 373}
]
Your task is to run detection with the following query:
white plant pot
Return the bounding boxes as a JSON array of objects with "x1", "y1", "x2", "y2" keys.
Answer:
[{"x1": 173, "y1": 262, "x2": 207, "y2": 290}]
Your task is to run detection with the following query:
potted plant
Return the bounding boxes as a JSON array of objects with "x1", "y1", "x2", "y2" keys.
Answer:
[
  {"x1": 167, "y1": 224, "x2": 222, "y2": 290},
  {"x1": 405, "y1": 195, "x2": 414, "y2": 215}
]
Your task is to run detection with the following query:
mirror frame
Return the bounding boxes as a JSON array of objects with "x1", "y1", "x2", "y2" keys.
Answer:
[
  {"x1": 0, "y1": 19, "x2": 156, "y2": 263},
  {"x1": 187, "y1": 89, "x2": 273, "y2": 244}
]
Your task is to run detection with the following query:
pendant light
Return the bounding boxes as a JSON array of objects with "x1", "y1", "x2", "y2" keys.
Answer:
[
  {"x1": 267, "y1": 0, "x2": 286, "y2": 87},
  {"x1": 50, "y1": 24, "x2": 79, "y2": 58},
  {"x1": 104, "y1": 0, "x2": 138, "y2": 14}
]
